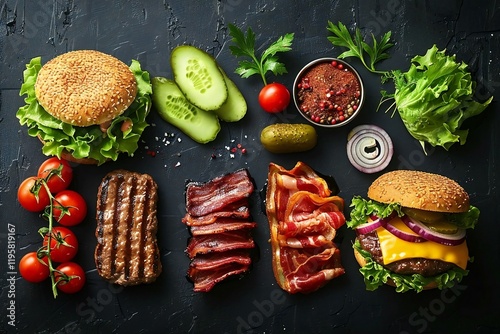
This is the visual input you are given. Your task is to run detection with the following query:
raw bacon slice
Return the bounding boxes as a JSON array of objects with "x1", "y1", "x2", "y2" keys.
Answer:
[
  {"x1": 186, "y1": 169, "x2": 254, "y2": 217},
  {"x1": 279, "y1": 235, "x2": 333, "y2": 248},
  {"x1": 186, "y1": 230, "x2": 255, "y2": 259},
  {"x1": 279, "y1": 212, "x2": 343, "y2": 240},
  {"x1": 280, "y1": 247, "x2": 344, "y2": 294},
  {"x1": 266, "y1": 161, "x2": 345, "y2": 294},
  {"x1": 279, "y1": 192, "x2": 345, "y2": 239},
  {"x1": 287, "y1": 248, "x2": 345, "y2": 293}
]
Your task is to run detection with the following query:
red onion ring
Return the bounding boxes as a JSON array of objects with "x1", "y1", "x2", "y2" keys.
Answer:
[
  {"x1": 346, "y1": 125, "x2": 393, "y2": 174},
  {"x1": 385, "y1": 221, "x2": 427, "y2": 243},
  {"x1": 355, "y1": 217, "x2": 385, "y2": 234},
  {"x1": 401, "y1": 215, "x2": 466, "y2": 246}
]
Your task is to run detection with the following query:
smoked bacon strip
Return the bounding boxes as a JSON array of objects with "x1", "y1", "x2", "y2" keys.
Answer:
[{"x1": 183, "y1": 169, "x2": 256, "y2": 292}]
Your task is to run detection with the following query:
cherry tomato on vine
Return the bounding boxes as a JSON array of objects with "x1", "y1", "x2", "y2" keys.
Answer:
[
  {"x1": 19, "y1": 252, "x2": 50, "y2": 283},
  {"x1": 37, "y1": 157, "x2": 73, "y2": 194},
  {"x1": 43, "y1": 227, "x2": 79, "y2": 263},
  {"x1": 17, "y1": 177, "x2": 50, "y2": 212},
  {"x1": 55, "y1": 262, "x2": 86, "y2": 294},
  {"x1": 258, "y1": 82, "x2": 291, "y2": 113},
  {"x1": 52, "y1": 190, "x2": 87, "y2": 226}
]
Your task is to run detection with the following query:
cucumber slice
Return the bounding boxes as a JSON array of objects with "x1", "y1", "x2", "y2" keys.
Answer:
[
  {"x1": 151, "y1": 77, "x2": 220, "y2": 144},
  {"x1": 214, "y1": 68, "x2": 247, "y2": 122},
  {"x1": 171, "y1": 45, "x2": 228, "y2": 110}
]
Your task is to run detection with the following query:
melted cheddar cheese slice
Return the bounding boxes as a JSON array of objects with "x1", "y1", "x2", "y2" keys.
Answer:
[{"x1": 376, "y1": 217, "x2": 469, "y2": 269}]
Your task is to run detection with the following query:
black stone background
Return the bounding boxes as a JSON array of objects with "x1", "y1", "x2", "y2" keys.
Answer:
[{"x1": 1, "y1": 1, "x2": 499, "y2": 333}]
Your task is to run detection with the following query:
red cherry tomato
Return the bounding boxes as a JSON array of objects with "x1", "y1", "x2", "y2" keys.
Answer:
[
  {"x1": 19, "y1": 252, "x2": 50, "y2": 283},
  {"x1": 258, "y1": 82, "x2": 291, "y2": 113},
  {"x1": 43, "y1": 227, "x2": 79, "y2": 263},
  {"x1": 37, "y1": 157, "x2": 73, "y2": 194},
  {"x1": 52, "y1": 190, "x2": 87, "y2": 226},
  {"x1": 17, "y1": 177, "x2": 50, "y2": 212},
  {"x1": 55, "y1": 262, "x2": 86, "y2": 294}
]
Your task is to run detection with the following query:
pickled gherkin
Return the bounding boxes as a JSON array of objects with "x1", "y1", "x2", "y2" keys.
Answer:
[{"x1": 260, "y1": 123, "x2": 317, "y2": 153}]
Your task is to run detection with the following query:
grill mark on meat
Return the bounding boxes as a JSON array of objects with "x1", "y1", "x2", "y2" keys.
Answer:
[
  {"x1": 142, "y1": 176, "x2": 157, "y2": 279},
  {"x1": 124, "y1": 175, "x2": 136, "y2": 281},
  {"x1": 138, "y1": 179, "x2": 147, "y2": 279},
  {"x1": 110, "y1": 175, "x2": 121, "y2": 276},
  {"x1": 114, "y1": 174, "x2": 129, "y2": 278},
  {"x1": 95, "y1": 170, "x2": 161, "y2": 286}
]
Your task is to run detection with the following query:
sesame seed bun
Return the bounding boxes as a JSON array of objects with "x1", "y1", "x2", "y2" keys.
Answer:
[
  {"x1": 367, "y1": 170, "x2": 469, "y2": 213},
  {"x1": 34, "y1": 50, "x2": 137, "y2": 127}
]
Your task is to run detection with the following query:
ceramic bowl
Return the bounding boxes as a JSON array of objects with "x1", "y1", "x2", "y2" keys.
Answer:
[{"x1": 293, "y1": 58, "x2": 365, "y2": 128}]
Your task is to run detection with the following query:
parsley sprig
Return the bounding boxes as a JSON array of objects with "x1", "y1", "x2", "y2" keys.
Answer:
[
  {"x1": 326, "y1": 21, "x2": 393, "y2": 74},
  {"x1": 228, "y1": 24, "x2": 294, "y2": 85}
]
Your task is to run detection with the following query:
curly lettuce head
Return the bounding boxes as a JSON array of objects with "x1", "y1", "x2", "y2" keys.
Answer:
[
  {"x1": 385, "y1": 45, "x2": 493, "y2": 152},
  {"x1": 16, "y1": 57, "x2": 152, "y2": 165}
]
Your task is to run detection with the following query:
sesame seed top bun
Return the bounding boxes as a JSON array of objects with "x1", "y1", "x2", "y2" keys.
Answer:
[
  {"x1": 367, "y1": 170, "x2": 470, "y2": 213},
  {"x1": 34, "y1": 50, "x2": 137, "y2": 127}
]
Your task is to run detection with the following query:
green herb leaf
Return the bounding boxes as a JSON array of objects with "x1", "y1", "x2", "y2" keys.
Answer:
[
  {"x1": 228, "y1": 23, "x2": 293, "y2": 85},
  {"x1": 261, "y1": 33, "x2": 294, "y2": 63},
  {"x1": 326, "y1": 21, "x2": 393, "y2": 74}
]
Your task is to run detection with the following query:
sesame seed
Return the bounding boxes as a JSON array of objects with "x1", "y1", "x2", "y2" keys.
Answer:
[{"x1": 35, "y1": 50, "x2": 138, "y2": 127}]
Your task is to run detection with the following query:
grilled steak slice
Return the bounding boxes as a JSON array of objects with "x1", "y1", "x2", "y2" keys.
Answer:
[{"x1": 95, "y1": 170, "x2": 161, "y2": 285}]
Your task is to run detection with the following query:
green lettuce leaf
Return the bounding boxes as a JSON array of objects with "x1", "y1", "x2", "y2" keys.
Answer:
[
  {"x1": 353, "y1": 239, "x2": 469, "y2": 292},
  {"x1": 17, "y1": 57, "x2": 152, "y2": 165},
  {"x1": 446, "y1": 205, "x2": 480, "y2": 229},
  {"x1": 347, "y1": 195, "x2": 403, "y2": 229},
  {"x1": 347, "y1": 196, "x2": 480, "y2": 230},
  {"x1": 385, "y1": 45, "x2": 493, "y2": 152}
]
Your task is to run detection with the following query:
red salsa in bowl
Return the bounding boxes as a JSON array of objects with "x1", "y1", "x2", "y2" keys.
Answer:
[{"x1": 293, "y1": 58, "x2": 364, "y2": 127}]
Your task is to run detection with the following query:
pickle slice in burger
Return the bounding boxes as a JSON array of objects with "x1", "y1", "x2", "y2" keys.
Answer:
[{"x1": 347, "y1": 170, "x2": 480, "y2": 293}]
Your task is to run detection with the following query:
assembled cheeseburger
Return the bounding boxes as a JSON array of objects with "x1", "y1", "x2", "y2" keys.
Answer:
[
  {"x1": 17, "y1": 50, "x2": 152, "y2": 165},
  {"x1": 347, "y1": 170, "x2": 479, "y2": 292}
]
